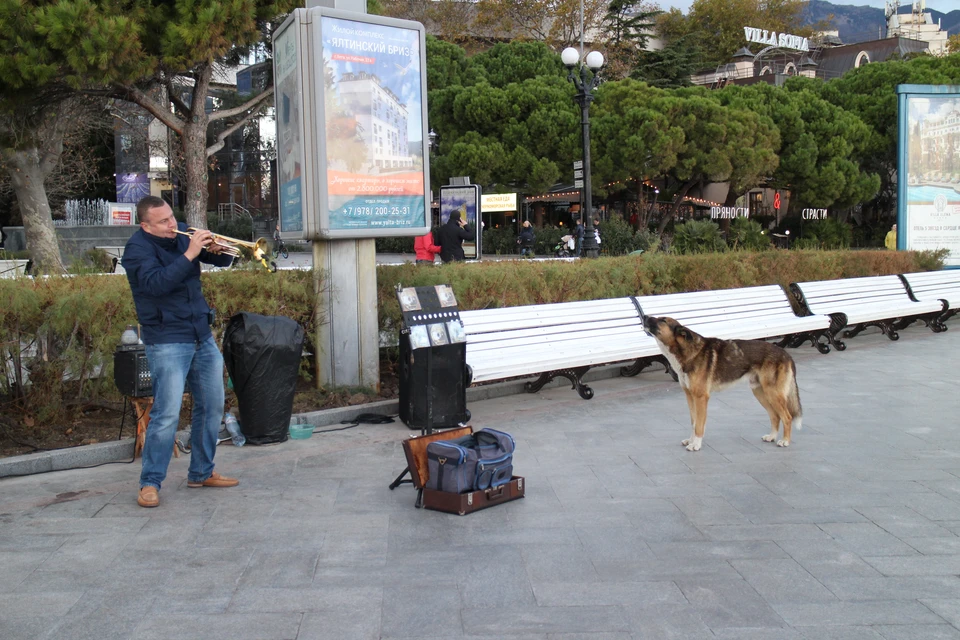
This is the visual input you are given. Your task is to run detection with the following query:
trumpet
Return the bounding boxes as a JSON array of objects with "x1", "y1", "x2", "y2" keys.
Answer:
[{"x1": 174, "y1": 228, "x2": 276, "y2": 271}]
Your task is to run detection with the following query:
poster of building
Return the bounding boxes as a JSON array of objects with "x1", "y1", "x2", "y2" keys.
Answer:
[
  {"x1": 318, "y1": 14, "x2": 427, "y2": 232},
  {"x1": 440, "y1": 185, "x2": 480, "y2": 259},
  {"x1": 898, "y1": 85, "x2": 960, "y2": 267},
  {"x1": 274, "y1": 22, "x2": 304, "y2": 233}
]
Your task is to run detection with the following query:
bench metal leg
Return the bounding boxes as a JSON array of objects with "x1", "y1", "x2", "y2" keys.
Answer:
[
  {"x1": 620, "y1": 355, "x2": 670, "y2": 377},
  {"x1": 894, "y1": 312, "x2": 948, "y2": 334},
  {"x1": 824, "y1": 314, "x2": 847, "y2": 351},
  {"x1": 525, "y1": 366, "x2": 594, "y2": 399},
  {"x1": 844, "y1": 321, "x2": 898, "y2": 341}
]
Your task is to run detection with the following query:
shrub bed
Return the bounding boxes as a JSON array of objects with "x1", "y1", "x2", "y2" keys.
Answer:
[{"x1": 0, "y1": 249, "x2": 942, "y2": 430}]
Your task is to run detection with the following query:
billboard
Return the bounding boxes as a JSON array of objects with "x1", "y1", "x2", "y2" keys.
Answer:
[
  {"x1": 273, "y1": 8, "x2": 430, "y2": 240},
  {"x1": 108, "y1": 203, "x2": 135, "y2": 225},
  {"x1": 274, "y1": 18, "x2": 305, "y2": 233},
  {"x1": 440, "y1": 185, "x2": 481, "y2": 259},
  {"x1": 897, "y1": 84, "x2": 960, "y2": 267}
]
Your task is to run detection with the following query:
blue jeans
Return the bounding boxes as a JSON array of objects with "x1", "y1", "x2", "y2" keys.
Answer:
[{"x1": 141, "y1": 336, "x2": 224, "y2": 490}]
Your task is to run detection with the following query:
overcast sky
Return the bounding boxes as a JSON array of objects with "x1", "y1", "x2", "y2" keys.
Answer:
[{"x1": 656, "y1": 0, "x2": 954, "y2": 14}]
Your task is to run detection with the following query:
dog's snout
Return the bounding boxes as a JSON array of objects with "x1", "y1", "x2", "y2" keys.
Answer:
[{"x1": 643, "y1": 316, "x2": 657, "y2": 334}]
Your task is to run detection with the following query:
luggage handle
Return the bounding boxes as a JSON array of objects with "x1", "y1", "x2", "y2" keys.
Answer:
[{"x1": 486, "y1": 485, "x2": 506, "y2": 500}]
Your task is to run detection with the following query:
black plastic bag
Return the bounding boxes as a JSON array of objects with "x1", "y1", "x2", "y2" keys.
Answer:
[{"x1": 222, "y1": 312, "x2": 304, "y2": 445}]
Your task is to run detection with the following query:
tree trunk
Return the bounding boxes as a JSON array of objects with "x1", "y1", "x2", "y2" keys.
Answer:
[
  {"x1": 656, "y1": 180, "x2": 697, "y2": 235},
  {"x1": 1, "y1": 147, "x2": 65, "y2": 274},
  {"x1": 182, "y1": 119, "x2": 210, "y2": 230}
]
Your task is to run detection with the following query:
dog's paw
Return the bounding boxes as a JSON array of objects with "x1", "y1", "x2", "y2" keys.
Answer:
[
  {"x1": 685, "y1": 437, "x2": 702, "y2": 451},
  {"x1": 776, "y1": 439, "x2": 790, "y2": 447},
  {"x1": 761, "y1": 433, "x2": 776, "y2": 443},
  {"x1": 682, "y1": 438, "x2": 691, "y2": 446}
]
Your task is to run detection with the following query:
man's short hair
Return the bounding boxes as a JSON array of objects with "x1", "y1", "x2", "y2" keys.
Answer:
[
  {"x1": 137, "y1": 196, "x2": 168, "y2": 222},
  {"x1": 449, "y1": 211, "x2": 461, "y2": 222}
]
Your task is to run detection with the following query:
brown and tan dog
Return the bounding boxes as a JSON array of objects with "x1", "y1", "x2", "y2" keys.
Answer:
[{"x1": 643, "y1": 316, "x2": 803, "y2": 451}]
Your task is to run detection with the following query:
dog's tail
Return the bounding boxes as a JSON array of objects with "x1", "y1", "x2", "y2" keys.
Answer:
[{"x1": 788, "y1": 361, "x2": 803, "y2": 430}]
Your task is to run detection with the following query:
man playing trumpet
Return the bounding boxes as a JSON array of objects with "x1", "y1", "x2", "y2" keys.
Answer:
[{"x1": 122, "y1": 196, "x2": 240, "y2": 508}]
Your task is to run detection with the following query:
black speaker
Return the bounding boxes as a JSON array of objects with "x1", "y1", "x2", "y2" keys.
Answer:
[
  {"x1": 396, "y1": 284, "x2": 469, "y2": 431},
  {"x1": 114, "y1": 346, "x2": 153, "y2": 397},
  {"x1": 399, "y1": 337, "x2": 469, "y2": 431}
]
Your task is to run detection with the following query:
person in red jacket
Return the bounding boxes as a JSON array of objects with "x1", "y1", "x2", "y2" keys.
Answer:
[{"x1": 414, "y1": 229, "x2": 441, "y2": 265}]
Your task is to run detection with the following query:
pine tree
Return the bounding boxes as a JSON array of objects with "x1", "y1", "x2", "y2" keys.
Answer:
[{"x1": 5, "y1": 1, "x2": 299, "y2": 230}]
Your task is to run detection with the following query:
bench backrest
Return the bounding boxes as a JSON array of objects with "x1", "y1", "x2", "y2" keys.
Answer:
[
  {"x1": 460, "y1": 297, "x2": 643, "y2": 347},
  {"x1": 634, "y1": 284, "x2": 798, "y2": 327},
  {"x1": 791, "y1": 275, "x2": 910, "y2": 314},
  {"x1": 901, "y1": 270, "x2": 960, "y2": 300}
]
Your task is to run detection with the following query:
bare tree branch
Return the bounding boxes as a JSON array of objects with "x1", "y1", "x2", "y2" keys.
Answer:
[
  {"x1": 111, "y1": 84, "x2": 185, "y2": 134},
  {"x1": 208, "y1": 86, "x2": 273, "y2": 123}
]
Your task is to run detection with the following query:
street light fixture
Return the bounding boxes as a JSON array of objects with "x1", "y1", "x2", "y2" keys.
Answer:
[{"x1": 561, "y1": 46, "x2": 604, "y2": 259}]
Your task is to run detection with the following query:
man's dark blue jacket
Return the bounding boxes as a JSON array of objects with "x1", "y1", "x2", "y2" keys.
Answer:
[{"x1": 123, "y1": 223, "x2": 233, "y2": 345}]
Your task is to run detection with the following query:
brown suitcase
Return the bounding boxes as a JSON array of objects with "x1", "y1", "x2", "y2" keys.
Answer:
[
  {"x1": 400, "y1": 426, "x2": 474, "y2": 489},
  {"x1": 422, "y1": 476, "x2": 525, "y2": 515}
]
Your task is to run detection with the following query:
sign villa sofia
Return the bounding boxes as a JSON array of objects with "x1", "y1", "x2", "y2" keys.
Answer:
[{"x1": 744, "y1": 26, "x2": 810, "y2": 52}]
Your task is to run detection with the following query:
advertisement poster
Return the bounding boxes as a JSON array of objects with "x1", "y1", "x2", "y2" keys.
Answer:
[
  {"x1": 108, "y1": 203, "x2": 135, "y2": 225},
  {"x1": 440, "y1": 185, "x2": 480, "y2": 259},
  {"x1": 115, "y1": 173, "x2": 149, "y2": 204},
  {"x1": 319, "y1": 15, "x2": 426, "y2": 231},
  {"x1": 274, "y1": 24, "x2": 304, "y2": 233},
  {"x1": 900, "y1": 88, "x2": 960, "y2": 267}
]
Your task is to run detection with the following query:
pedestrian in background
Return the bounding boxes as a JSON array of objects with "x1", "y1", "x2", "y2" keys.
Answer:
[
  {"x1": 414, "y1": 228, "x2": 441, "y2": 265},
  {"x1": 437, "y1": 211, "x2": 472, "y2": 263},
  {"x1": 885, "y1": 223, "x2": 897, "y2": 250},
  {"x1": 573, "y1": 218, "x2": 584, "y2": 257},
  {"x1": 518, "y1": 220, "x2": 535, "y2": 258}
]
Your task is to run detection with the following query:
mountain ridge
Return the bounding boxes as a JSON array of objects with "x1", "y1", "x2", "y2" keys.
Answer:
[{"x1": 802, "y1": 0, "x2": 959, "y2": 44}]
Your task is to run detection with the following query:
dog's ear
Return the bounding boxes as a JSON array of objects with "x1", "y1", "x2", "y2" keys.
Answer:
[{"x1": 677, "y1": 326, "x2": 691, "y2": 341}]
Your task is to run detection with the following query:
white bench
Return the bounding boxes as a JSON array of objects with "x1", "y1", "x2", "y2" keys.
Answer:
[
  {"x1": 633, "y1": 284, "x2": 834, "y2": 353},
  {"x1": 0, "y1": 259, "x2": 30, "y2": 278},
  {"x1": 789, "y1": 275, "x2": 946, "y2": 345},
  {"x1": 95, "y1": 246, "x2": 126, "y2": 274},
  {"x1": 900, "y1": 270, "x2": 960, "y2": 327},
  {"x1": 459, "y1": 297, "x2": 658, "y2": 399}
]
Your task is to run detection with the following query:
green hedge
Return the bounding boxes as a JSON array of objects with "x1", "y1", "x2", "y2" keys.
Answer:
[{"x1": 0, "y1": 249, "x2": 943, "y2": 426}]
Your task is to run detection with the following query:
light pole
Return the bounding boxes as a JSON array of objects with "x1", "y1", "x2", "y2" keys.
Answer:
[{"x1": 561, "y1": 47, "x2": 604, "y2": 259}]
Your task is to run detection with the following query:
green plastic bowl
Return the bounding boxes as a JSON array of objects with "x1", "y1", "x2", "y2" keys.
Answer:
[{"x1": 289, "y1": 423, "x2": 315, "y2": 439}]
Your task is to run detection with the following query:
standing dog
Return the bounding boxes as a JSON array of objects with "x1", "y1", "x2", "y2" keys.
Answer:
[{"x1": 644, "y1": 316, "x2": 803, "y2": 451}]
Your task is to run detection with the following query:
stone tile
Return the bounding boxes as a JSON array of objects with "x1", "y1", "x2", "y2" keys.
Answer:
[
  {"x1": 229, "y1": 586, "x2": 382, "y2": 613},
  {"x1": 618, "y1": 602, "x2": 716, "y2": 639},
  {"x1": 0, "y1": 617, "x2": 59, "y2": 640},
  {"x1": 648, "y1": 539, "x2": 789, "y2": 562},
  {"x1": 133, "y1": 613, "x2": 302, "y2": 639},
  {"x1": 730, "y1": 558, "x2": 837, "y2": 603},
  {"x1": 918, "y1": 598, "x2": 960, "y2": 628},
  {"x1": 461, "y1": 605, "x2": 629, "y2": 635},
  {"x1": 864, "y1": 556, "x2": 960, "y2": 576},
  {"x1": 819, "y1": 523, "x2": 921, "y2": 557},
  {"x1": 521, "y1": 545, "x2": 601, "y2": 584},
  {"x1": 674, "y1": 577, "x2": 786, "y2": 629},
  {"x1": 874, "y1": 623, "x2": 960, "y2": 639},
  {"x1": 381, "y1": 585, "x2": 462, "y2": 637},
  {"x1": 533, "y1": 580, "x2": 685, "y2": 607},
  {"x1": 0, "y1": 591, "x2": 84, "y2": 617},
  {"x1": 773, "y1": 601, "x2": 946, "y2": 627},
  {"x1": 822, "y1": 576, "x2": 960, "y2": 601},
  {"x1": 238, "y1": 549, "x2": 321, "y2": 588}
]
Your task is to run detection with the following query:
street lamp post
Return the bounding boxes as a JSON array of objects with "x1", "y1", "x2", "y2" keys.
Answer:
[{"x1": 562, "y1": 47, "x2": 604, "y2": 259}]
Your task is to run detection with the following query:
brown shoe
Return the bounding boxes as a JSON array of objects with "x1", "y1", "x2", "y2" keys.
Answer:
[
  {"x1": 137, "y1": 486, "x2": 159, "y2": 508},
  {"x1": 187, "y1": 472, "x2": 239, "y2": 488}
]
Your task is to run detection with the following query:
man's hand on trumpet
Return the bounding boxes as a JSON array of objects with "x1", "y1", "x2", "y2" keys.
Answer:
[{"x1": 185, "y1": 228, "x2": 215, "y2": 261}]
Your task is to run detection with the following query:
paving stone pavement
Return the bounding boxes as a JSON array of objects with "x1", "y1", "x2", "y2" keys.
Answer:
[{"x1": 2, "y1": 324, "x2": 960, "y2": 639}]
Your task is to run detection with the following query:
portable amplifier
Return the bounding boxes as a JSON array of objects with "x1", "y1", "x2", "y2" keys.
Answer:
[{"x1": 114, "y1": 346, "x2": 153, "y2": 397}]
